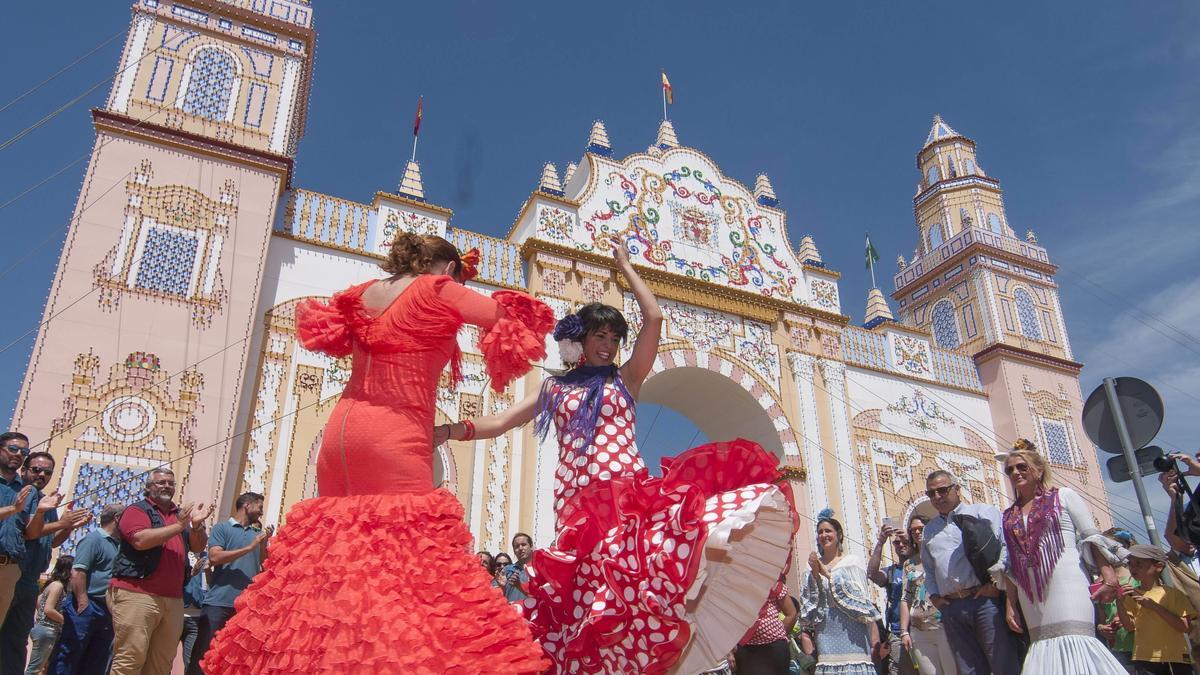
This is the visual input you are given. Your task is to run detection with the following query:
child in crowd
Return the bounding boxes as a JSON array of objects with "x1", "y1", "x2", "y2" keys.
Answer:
[{"x1": 1117, "y1": 545, "x2": 1193, "y2": 675}]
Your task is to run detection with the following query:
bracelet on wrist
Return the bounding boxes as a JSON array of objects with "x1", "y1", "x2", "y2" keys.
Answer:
[{"x1": 461, "y1": 418, "x2": 476, "y2": 441}]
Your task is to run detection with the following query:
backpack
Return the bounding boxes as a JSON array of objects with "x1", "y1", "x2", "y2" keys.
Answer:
[{"x1": 952, "y1": 512, "x2": 1002, "y2": 586}]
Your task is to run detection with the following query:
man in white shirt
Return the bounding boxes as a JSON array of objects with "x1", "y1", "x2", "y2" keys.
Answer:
[{"x1": 919, "y1": 470, "x2": 1020, "y2": 675}]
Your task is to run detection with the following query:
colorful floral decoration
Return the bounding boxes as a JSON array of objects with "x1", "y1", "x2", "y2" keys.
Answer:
[
  {"x1": 891, "y1": 334, "x2": 933, "y2": 377},
  {"x1": 810, "y1": 279, "x2": 839, "y2": 311},
  {"x1": 537, "y1": 206, "x2": 575, "y2": 244},
  {"x1": 887, "y1": 389, "x2": 956, "y2": 432},
  {"x1": 378, "y1": 209, "x2": 439, "y2": 252},
  {"x1": 579, "y1": 164, "x2": 799, "y2": 302}
]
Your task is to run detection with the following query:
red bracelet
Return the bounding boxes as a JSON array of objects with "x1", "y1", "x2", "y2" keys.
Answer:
[{"x1": 461, "y1": 419, "x2": 476, "y2": 441}]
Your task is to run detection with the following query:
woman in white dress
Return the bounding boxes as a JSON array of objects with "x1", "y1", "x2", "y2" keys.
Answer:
[
  {"x1": 1000, "y1": 440, "x2": 1127, "y2": 675},
  {"x1": 799, "y1": 513, "x2": 880, "y2": 675}
]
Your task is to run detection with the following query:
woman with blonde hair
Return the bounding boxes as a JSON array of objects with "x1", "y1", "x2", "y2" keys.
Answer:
[
  {"x1": 999, "y1": 438, "x2": 1126, "y2": 674},
  {"x1": 204, "y1": 233, "x2": 553, "y2": 673}
]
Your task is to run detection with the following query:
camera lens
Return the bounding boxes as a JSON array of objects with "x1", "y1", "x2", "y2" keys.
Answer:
[{"x1": 1152, "y1": 456, "x2": 1177, "y2": 472}]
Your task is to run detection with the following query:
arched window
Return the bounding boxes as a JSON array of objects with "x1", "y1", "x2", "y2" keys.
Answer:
[
  {"x1": 987, "y1": 213, "x2": 1003, "y2": 234},
  {"x1": 926, "y1": 166, "x2": 939, "y2": 187},
  {"x1": 928, "y1": 223, "x2": 944, "y2": 249},
  {"x1": 1014, "y1": 288, "x2": 1043, "y2": 340},
  {"x1": 947, "y1": 156, "x2": 957, "y2": 178},
  {"x1": 964, "y1": 158, "x2": 975, "y2": 175},
  {"x1": 182, "y1": 48, "x2": 236, "y2": 121},
  {"x1": 931, "y1": 300, "x2": 961, "y2": 349}
]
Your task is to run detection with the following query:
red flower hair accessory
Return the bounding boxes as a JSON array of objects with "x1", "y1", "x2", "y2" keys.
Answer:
[{"x1": 459, "y1": 247, "x2": 481, "y2": 282}]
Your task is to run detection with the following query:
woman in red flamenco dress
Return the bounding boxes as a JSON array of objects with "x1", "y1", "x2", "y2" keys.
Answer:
[
  {"x1": 203, "y1": 234, "x2": 554, "y2": 674},
  {"x1": 434, "y1": 242, "x2": 799, "y2": 673}
]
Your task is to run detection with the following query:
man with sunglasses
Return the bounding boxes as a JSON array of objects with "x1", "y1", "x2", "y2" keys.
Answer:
[
  {"x1": 0, "y1": 451, "x2": 89, "y2": 674},
  {"x1": 918, "y1": 470, "x2": 1020, "y2": 675},
  {"x1": 0, "y1": 432, "x2": 60, "y2": 662}
]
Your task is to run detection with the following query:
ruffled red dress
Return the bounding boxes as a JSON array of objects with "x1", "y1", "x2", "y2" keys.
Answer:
[
  {"x1": 202, "y1": 274, "x2": 554, "y2": 674},
  {"x1": 522, "y1": 381, "x2": 799, "y2": 674}
]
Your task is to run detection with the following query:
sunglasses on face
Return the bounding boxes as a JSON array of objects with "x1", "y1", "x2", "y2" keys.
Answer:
[
  {"x1": 26, "y1": 467, "x2": 52, "y2": 476},
  {"x1": 1004, "y1": 462, "x2": 1031, "y2": 476},
  {"x1": 925, "y1": 485, "x2": 956, "y2": 498},
  {"x1": 2, "y1": 445, "x2": 28, "y2": 456}
]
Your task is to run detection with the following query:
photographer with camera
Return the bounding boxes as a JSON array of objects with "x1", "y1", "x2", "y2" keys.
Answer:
[{"x1": 1154, "y1": 451, "x2": 1200, "y2": 669}]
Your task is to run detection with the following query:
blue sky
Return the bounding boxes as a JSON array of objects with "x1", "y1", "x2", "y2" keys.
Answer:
[{"x1": 1, "y1": 2, "x2": 1198, "y2": 546}]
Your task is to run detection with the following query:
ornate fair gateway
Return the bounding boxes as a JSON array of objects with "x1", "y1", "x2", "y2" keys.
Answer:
[{"x1": 14, "y1": 1, "x2": 1110, "y2": 568}]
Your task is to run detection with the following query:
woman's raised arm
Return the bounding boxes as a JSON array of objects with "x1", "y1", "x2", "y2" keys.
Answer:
[{"x1": 614, "y1": 242, "x2": 662, "y2": 395}]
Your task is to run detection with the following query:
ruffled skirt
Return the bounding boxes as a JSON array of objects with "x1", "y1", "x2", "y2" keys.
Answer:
[
  {"x1": 1021, "y1": 634, "x2": 1128, "y2": 675},
  {"x1": 201, "y1": 491, "x2": 548, "y2": 674},
  {"x1": 521, "y1": 439, "x2": 797, "y2": 674}
]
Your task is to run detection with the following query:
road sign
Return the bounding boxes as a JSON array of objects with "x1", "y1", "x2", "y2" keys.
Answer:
[
  {"x1": 1106, "y1": 446, "x2": 1164, "y2": 483},
  {"x1": 1083, "y1": 377, "x2": 1164, "y2": 454}
]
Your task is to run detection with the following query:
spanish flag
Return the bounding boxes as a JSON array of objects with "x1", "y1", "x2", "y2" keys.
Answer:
[
  {"x1": 661, "y1": 71, "x2": 673, "y2": 105},
  {"x1": 413, "y1": 96, "x2": 423, "y2": 137}
]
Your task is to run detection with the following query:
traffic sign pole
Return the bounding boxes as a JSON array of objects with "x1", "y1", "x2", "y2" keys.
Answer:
[{"x1": 1103, "y1": 377, "x2": 1163, "y2": 547}]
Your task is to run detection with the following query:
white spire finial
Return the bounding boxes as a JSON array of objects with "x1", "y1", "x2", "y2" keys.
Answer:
[
  {"x1": 797, "y1": 235, "x2": 823, "y2": 266},
  {"x1": 398, "y1": 160, "x2": 424, "y2": 201},
  {"x1": 563, "y1": 162, "x2": 578, "y2": 186},
  {"x1": 587, "y1": 120, "x2": 612, "y2": 156},
  {"x1": 864, "y1": 288, "x2": 895, "y2": 329},
  {"x1": 655, "y1": 119, "x2": 678, "y2": 150},
  {"x1": 538, "y1": 162, "x2": 563, "y2": 196},
  {"x1": 924, "y1": 114, "x2": 963, "y2": 148},
  {"x1": 754, "y1": 173, "x2": 778, "y2": 207}
]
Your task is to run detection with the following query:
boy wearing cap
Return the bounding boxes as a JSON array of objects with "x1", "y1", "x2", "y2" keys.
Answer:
[{"x1": 1117, "y1": 544, "x2": 1193, "y2": 675}]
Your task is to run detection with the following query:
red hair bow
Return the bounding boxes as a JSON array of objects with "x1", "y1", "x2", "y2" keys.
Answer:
[{"x1": 460, "y1": 247, "x2": 481, "y2": 282}]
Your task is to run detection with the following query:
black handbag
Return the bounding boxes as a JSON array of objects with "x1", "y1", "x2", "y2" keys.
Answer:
[{"x1": 952, "y1": 512, "x2": 1002, "y2": 586}]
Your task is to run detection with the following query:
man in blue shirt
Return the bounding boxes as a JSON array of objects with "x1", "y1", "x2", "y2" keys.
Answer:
[
  {"x1": 0, "y1": 432, "x2": 36, "y2": 623},
  {"x1": 0, "y1": 451, "x2": 88, "y2": 674},
  {"x1": 0, "y1": 433, "x2": 61, "y2": 674},
  {"x1": 49, "y1": 502, "x2": 123, "y2": 675},
  {"x1": 503, "y1": 533, "x2": 534, "y2": 603},
  {"x1": 868, "y1": 524, "x2": 916, "y2": 675},
  {"x1": 919, "y1": 470, "x2": 1020, "y2": 675},
  {"x1": 196, "y1": 492, "x2": 272, "y2": 660}
]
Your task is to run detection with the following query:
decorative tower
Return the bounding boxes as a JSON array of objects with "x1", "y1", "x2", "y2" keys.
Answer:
[
  {"x1": 892, "y1": 116, "x2": 1110, "y2": 522},
  {"x1": 12, "y1": 0, "x2": 315, "y2": 517}
]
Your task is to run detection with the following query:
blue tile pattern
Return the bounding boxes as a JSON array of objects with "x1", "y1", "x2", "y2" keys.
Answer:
[
  {"x1": 182, "y1": 48, "x2": 236, "y2": 121},
  {"x1": 60, "y1": 462, "x2": 145, "y2": 555},
  {"x1": 135, "y1": 227, "x2": 198, "y2": 297},
  {"x1": 1042, "y1": 420, "x2": 1073, "y2": 466},
  {"x1": 1014, "y1": 288, "x2": 1043, "y2": 340},
  {"x1": 931, "y1": 300, "x2": 961, "y2": 349}
]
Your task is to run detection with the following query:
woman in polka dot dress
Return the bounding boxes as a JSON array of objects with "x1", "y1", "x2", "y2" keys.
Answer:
[{"x1": 438, "y1": 242, "x2": 799, "y2": 673}]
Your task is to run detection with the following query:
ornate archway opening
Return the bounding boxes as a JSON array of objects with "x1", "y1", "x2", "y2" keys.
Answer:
[{"x1": 638, "y1": 364, "x2": 786, "y2": 465}]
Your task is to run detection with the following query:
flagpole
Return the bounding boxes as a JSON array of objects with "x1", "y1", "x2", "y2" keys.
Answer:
[
  {"x1": 869, "y1": 255, "x2": 877, "y2": 289},
  {"x1": 662, "y1": 84, "x2": 667, "y2": 121},
  {"x1": 411, "y1": 134, "x2": 418, "y2": 163}
]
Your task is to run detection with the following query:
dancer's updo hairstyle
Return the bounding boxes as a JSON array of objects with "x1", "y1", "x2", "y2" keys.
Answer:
[
  {"x1": 576, "y1": 303, "x2": 629, "y2": 342},
  {"x1": 381, "y1": 233, "x2": 463, "y2": 281}
]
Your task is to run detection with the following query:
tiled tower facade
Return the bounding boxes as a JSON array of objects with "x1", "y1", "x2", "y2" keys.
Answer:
[
  {"x1": 12, "y1": 0, "x2": 314, "y2": 546},
  {"x1": 892, "y1": 117, "x2": 1110, "y2": 526}
]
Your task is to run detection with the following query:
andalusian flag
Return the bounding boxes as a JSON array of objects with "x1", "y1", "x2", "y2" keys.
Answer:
[
  {"x1": 413, "y1": 96, "x2": 423, "y2": 137},
  {"x1": 661, "y1": 71, "x2": 673, "y2": 105},
  {"x1": 865, "y1": 234, "x2": 880, "y2": 270}
]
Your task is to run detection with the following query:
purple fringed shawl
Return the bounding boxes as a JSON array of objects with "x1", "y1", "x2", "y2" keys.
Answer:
[
  {"x1": 1003, "y1": 488, "x2": 1064, "y2": 603},
  {"x1": 532, "y1": 364, "x2": 632, "y2": 453}
]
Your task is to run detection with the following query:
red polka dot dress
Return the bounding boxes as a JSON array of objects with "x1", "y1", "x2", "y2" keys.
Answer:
[{"x1": 522, "y1": 381, "x2": 799, "y2": 674}]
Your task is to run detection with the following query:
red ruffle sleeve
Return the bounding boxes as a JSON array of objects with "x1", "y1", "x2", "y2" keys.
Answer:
[
  {"x1": 295, "y1": 284, "x2": 371, "y2": 358},
  {"x1": 477, "y1": 291, "x2": 555, "y2": 392}
]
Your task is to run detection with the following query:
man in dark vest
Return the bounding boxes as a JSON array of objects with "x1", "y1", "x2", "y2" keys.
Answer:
[{"x1": 108, "y1": 468, "x2": 210, "y2": 675}]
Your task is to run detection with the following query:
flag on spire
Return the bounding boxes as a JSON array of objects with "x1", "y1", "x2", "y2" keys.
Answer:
[
  {"x1": 661, "y1": 71, "x2": 673, "y2": 105},
  {"x1": 865, "y1": 233, "x2": 881, "y2": 288},
  {"x1": 413, "y1": 96, "x2": 423, "y2": 137},
  {"x1": 865, "y1": 234, "x2": 880, "y2": 270}
]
